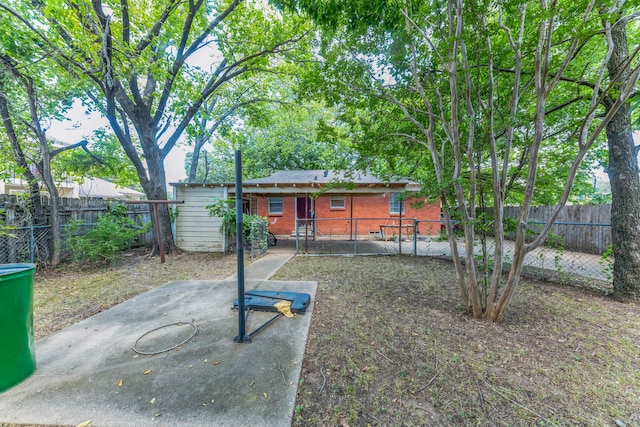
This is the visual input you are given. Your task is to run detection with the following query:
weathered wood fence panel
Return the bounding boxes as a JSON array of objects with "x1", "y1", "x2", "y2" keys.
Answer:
[
  {"x1": 500, "y1": 204, "x2": 611, "y2": 254},
  {"x1": 1, "y1": 194, "x2": 152, "y2": 225},
  {"x1": 0, "y1": 195, "x2": 153, "y2": 263}
]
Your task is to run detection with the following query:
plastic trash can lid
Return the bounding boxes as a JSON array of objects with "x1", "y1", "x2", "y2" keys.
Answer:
[{"x1": 0, "y1": 264, "x2": 36, "y2": 276}]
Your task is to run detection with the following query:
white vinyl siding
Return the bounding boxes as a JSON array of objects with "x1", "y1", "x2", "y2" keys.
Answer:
[{"x1": 174, "y1": 186, "x2": 226, "y2": 252}]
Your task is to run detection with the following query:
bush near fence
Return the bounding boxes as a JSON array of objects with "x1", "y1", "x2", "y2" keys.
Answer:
[{"x1": 0, "y1": 195, "x2": 152, "y2": 264}]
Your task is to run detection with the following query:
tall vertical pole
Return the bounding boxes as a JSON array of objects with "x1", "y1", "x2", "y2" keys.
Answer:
[
  {"x1": 152, "y1": 203, "x2": 165, "y2": 263},
  {"x1": 234, "y1": 150, "x2": 249, "y2": 343},
  {"x1": 399, "y1": 202, "x2": 403, "y2": 255},
  {"x1": 29, "y1": 226, "x2": 35, "y2": 263}
]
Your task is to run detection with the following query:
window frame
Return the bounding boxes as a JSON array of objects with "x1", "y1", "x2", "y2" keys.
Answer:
[
  {"x1": 329, "y1": 196, "x2": 346, "y2": 210},
  {"x1": 389, "y1": 192, "x2": 406, "y2": 215},
  {"x1": 268, "y1": 197, "x2": 283, "y2": 215}
]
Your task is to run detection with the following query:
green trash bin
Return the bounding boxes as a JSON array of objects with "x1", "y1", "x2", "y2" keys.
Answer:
[{"x1": 0, "y1": 263, "x2": 36, "y2": 393}]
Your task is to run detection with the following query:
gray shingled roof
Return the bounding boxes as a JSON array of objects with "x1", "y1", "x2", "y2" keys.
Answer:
[{"x1": 243, "y1": 170, "x2": 414, "y2": 185}]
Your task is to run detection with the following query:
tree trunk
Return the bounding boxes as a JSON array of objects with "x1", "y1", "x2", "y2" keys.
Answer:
[
  {"x1": 0, "y1": 77, "x2": 46, "y2": 225},
  {"x1": 38, "y1": 138, "x2": 61, "y2": 267},
  {"x1": 139, "y1": 135, "x2": 176, "y2": 255},
  {"x1": 605, "y1": 19, "x2": 640, "y2": 301},
  {"x1": 187, "y1": 135, "x2": 206, "y2": 183}
]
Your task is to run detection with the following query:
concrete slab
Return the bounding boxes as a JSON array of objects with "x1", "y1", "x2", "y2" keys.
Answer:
[
  {"x1": 228, "y1": 252, "x2": 294, "y2": 281},
  {"x1": 0, "y1": 254, "x2": 316, "y2": 427}
]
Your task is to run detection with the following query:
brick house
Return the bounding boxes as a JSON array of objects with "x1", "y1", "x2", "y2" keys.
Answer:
[
  {"x1": 171, "y1": 170, "x2": 441, "y2": 252},
  {"x1": 239, "y1": 170, "x2": 441, "y2": 239}
]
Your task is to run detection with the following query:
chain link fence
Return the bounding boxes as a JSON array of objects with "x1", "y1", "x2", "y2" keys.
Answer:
[
  {"x1": 0, "y1": 226, "x2": 51, "y2": 264},
  {"x1": 1, "y1": 220, "x2": 154, "y2": 265},
  {"x1": 290, "y1": 218, "x2": 612, "y2": 289}
]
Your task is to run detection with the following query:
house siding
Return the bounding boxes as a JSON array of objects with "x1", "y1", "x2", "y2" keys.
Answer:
[{"x1": 174, "y1": 186, "x2": 226, "y2": 252}]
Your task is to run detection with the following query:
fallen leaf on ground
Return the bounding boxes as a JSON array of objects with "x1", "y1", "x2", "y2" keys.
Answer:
[
  {"x1": 117, "y1": 379, "x2": 123, "y2": 387},
  {"x1": 76, "y1": 421, "x2": 92, "y2": 427},
  {"x1": 144, "y1": 370, "x2": 152, "y2": 375},
  {"x1": 149, "y1": 397, "x2": 156, "y2": 404}
]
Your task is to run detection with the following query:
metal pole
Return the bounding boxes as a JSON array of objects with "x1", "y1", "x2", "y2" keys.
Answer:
[
  {"x1": 29, "y1": 226, "x2": 35, "y2": 263},
  {"x1": 354, "y1": 219, "x2": 358, "y2": 254},
  {"x1": 399, "y1": 205, "x2": 403, "y2": 255},
  {"x1": 295, "y1": 203, "x2": 299, "y2": 254},
  {"x1": 413, "y1": 219, "x2": 418, "y2": 256},
  {"x1": 234, "y1": 150, "x2": 249, "y2": 343}
]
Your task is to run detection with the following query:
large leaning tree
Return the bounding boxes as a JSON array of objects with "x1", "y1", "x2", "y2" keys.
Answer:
[
  {"x1": 279, "y1": 0, "x2": 640, "y2": 320},
  {"x1": 0, "y1": 19, "x2": 96, "y2": 266},
  {"x1": 1, "y1": 0, "x2": 312, "y2": 253}
]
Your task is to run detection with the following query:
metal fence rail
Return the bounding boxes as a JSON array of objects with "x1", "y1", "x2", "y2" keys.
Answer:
[{"x1": 293, "y1": 217, "x2": 613, "y2": 288}]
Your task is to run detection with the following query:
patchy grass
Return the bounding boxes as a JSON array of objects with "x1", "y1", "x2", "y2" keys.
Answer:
[
  {"x1": 5, "y1": 252, "x2": 640, "y2": 427},
  {"x1": 33, "y1": 248, "x2": 237, "y2": 339},
  {"x1": 273, "y1": 255, "x2": 640, "y2": 427}
]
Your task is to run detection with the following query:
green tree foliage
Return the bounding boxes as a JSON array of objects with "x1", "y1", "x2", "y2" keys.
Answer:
[
  {"x1": 205, "y1": 198, "x2": 268, "y2": 252},
  {"x1": 0, "y1": 13, "x2": 84, "y2": 265},
  {"x1": 52, "y1": 131, "x2": 140, "y2": 190},
  {"x1": 185, "y1": 99, "x2": 357, "y2": 181},
  {"x1": 280, "y1": 0, "x2": 640, "y2": 318},
  {"x1": 0, "y1": 0, "x2": 313, "y2": 254}
]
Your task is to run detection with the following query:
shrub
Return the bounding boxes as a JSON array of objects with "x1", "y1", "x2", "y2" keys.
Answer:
[
  {"x1": 65, "y1": 204, "x2": 148, "y2": 262},
  {"x1": 206, "y1": 198, "x2": 268, "y2": 254}
]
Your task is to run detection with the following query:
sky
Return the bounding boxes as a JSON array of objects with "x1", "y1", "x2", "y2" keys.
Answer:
[{"x1": 47, "y1": 101, "x2": 189, "y2": 187}]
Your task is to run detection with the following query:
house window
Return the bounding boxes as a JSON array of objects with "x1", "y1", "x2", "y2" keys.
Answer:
[
  {"x1": 390, "y1": 192, "x2": 405, "y2": 215},
  {"x1": 268, "y1": 197, "x2": 283, "y2": 214},
  {"x1": 330, "y1": 197, "x2": 346, "y2": 209}
]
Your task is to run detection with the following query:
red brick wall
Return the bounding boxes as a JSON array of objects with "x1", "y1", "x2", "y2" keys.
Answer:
[
  {"x1": 256, "y1": 196, "x2": 296, "y2": 235},
  {"x1": 257, "y1": 193, "x2": 441, "y2": 236}
]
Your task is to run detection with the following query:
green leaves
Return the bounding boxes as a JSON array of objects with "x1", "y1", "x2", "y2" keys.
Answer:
[{"x1": 64, "y1": 204, "x2": 149, "y2": 262}]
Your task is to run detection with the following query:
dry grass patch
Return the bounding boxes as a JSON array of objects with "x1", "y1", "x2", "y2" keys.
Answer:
[
  {"x1": 33, "y1": 249, "x2": 237, "y2": 339},
  {"x1": 273, "y1": 255, "x2": 640, "y2": 427},
  {"x1": 8, "y1": 251, "x2": 640, "y2": 427}
]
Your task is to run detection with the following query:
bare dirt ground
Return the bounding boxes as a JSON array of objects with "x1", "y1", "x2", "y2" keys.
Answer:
[{"x1": 5, "y1": 250, "x2": 640, "y2": 426}]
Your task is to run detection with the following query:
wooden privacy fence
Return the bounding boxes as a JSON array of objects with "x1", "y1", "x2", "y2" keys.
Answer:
[
  {"x1": 0, "y1": 195, "x2": 153, "y2": 264},
  {"x1": 498, "y1": 204, "x2": 611, "y2": 255}
]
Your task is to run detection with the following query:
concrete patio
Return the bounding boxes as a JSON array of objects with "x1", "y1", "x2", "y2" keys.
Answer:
[{"x1": 0, "y1": 253, "x2": 316, "y2": 427}]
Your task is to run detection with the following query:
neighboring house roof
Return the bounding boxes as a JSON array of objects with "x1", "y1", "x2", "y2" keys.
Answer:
[
  {"x1": 0, "y1": 177, "x2": 144, "y2": 200},
  {"x1": 74, "y1": 178, "x2": 145, "y2": 200},
  {"x1": 171, "y1": 170, "x2": 420, "y2": 196}
]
